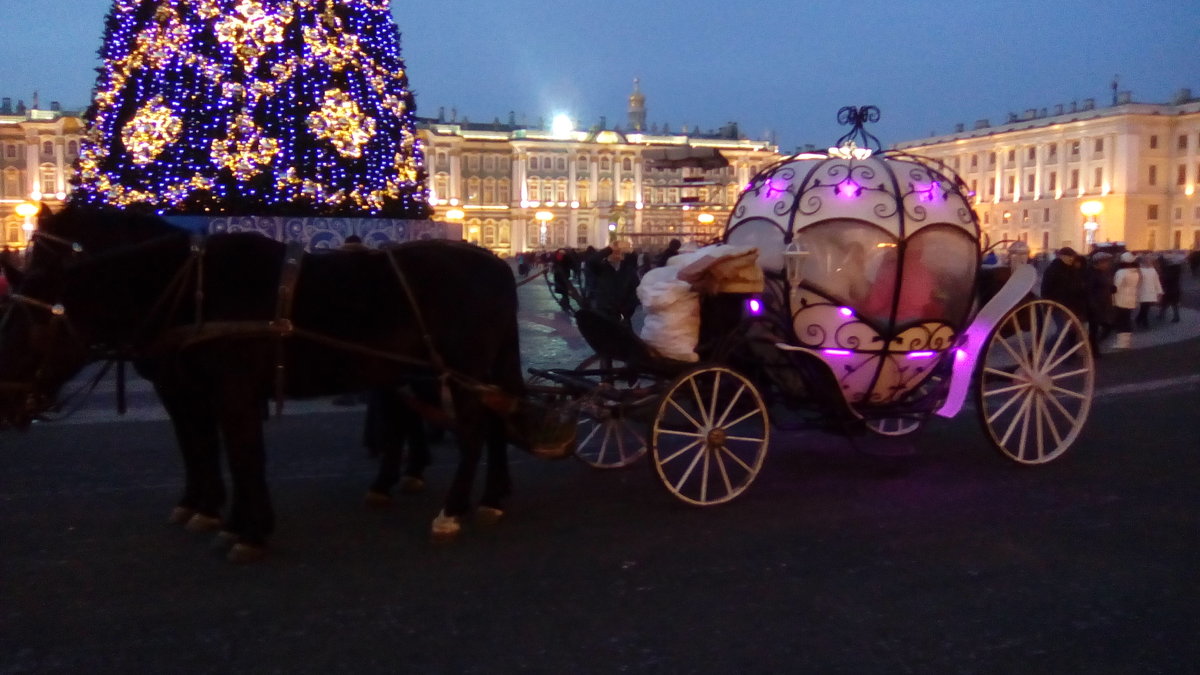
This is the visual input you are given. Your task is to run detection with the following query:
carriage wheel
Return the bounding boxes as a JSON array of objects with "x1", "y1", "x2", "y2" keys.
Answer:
[
  {"x1": 865, "y1": 416, "x2": 925, "y2": 437},
  {"x1": 976, "y1": 299, "x2": 1094, "y2": 464},
  {"x1": 572, "y1": 356, "x2": 653, "y2": 469},
  {"x1": 650, "y1": 366, "x2": 770, "y2": 506}
]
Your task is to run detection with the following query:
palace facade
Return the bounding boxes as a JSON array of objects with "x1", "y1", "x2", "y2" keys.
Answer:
[
  {"x1": 0, "y1": 96, "x2": 83, "y2": 247},
  {"x1": 7, "y1": 84, "x2": 1200, "y2": 257},
  {"x1": 895, "y1": 89, "x2": 1200, "y2": 254}
]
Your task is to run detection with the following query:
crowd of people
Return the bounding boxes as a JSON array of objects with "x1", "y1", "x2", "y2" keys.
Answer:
[
  {"x1": 1039, "y1": 245, "x2": 1193, "y2": 355},
  {"x1": 513, "y1": 239, "x2": 687, "y2": 325}
]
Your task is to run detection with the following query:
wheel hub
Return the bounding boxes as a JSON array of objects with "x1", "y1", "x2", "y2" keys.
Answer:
[{"x1": 706, "y1": 427, "x2": 727, "y2": 447}]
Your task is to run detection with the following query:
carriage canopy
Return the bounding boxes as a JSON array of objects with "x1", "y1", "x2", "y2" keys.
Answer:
[{"x1": 724, "y1": 108, "x2": 982, "y2": 407}]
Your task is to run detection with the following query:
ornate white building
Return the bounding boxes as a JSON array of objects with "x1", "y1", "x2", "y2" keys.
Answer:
[
  {"x1": 896, "y1": 89, "x2": 1200, "y2": 253},
  {"x1": 0, "y1": 96, "x2": 83, "y2": 247},
  {"x1": 421, "y1": 82, "x2": 780, "y2": 255}
]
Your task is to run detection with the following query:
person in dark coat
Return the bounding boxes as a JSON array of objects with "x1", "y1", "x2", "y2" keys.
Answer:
[
  {"x1": 1085, "y1": 253, "x2": 1115, "y2": 357},
  {"x1": 585, "y1": 239, "x2": 640, "y2": 325},
  {"x1": 1158, "y1": 254, "x2": 1183, "y2": 323},
  {"x1": 655, "y1": 238, "x2": 683, "y2": 268},
  {"x1": 1040, "y1": 247, "x2": 1088, "y2": 318}
]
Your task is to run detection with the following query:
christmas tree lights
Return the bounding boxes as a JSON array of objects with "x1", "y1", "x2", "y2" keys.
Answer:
[{"x1": 73, "y1": 0, "x2": 429, "y2": 218}]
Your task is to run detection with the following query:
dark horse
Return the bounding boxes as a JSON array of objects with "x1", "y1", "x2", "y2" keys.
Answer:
[{"x1": 0, "y1": 206, "x2": 550, "y2": 561}]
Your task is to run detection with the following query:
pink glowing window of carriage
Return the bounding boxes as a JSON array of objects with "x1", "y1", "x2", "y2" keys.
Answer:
[{"x1": 793, "y1": 220, "x2": 978, "y2": 329}]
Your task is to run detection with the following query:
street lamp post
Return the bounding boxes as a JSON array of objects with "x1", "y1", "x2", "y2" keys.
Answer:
[
  {"x1": 1080, "y1": 200, "x2": 1103, "y2": 250},
  {"x1": 15, "y1": 201, "x2": 39, "y2": 248},
  {"x1": 534, "y1": 210, "x2": 553, "y2": 249}
]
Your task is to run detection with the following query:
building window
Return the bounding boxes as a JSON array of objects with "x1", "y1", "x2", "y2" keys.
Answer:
[
  {"x1": 433, "y1": 174, "x2": 449, "y2": 200},
  {"x1": 1069, "y1": 169, "x2": 1079, "y2": 190},
  {"x1": 1149, "y1": 135, "x2": 1158, "y2": 149},
  {"x1": 498, "y1": 178, "x2": 510, "y2": 202},
  {"x1": 483, "y1": 155, "x2": 495, "y2": 172},
  {"x1": 1177, "y1": 164, "x2": 1188, "y2": 186},
  {"x1": 465, "y1": 177, "x2": 480, "y2": 203},
  {"x1": 1093, "y1": 168, "x2": 1103, "y2": 188},
  {"x1": 1047, "y1": 143, "x2": 1057, "y2": 160},
  {"x1": 1042, "y1": 231, "x2": 1050, "y2": 252},
  {"x1": 1027, "y1": 147, "x2": 1036, "y2": 162},
  {"x1": 1022, "y1": 209, "x2": 1029, "y2": 222},
  {"x1": 42, "y1": 141, "x2": 53, "y2": 155},
  {"x1": 622, "y1": 157, "x2": 632, "y2": 171},
  {"x1": 67, "y1": 140, "x2": 78, "y2": 155},
  {"x1": 969, "y1": 179, "x2": 978, "y2": 195},
  {"x1": 1005, "y1": 175, "x2": 1014, "y2": 195},
  {"x1": 1094, "y1": 138, "x2": 1104, "y2": 154},
  {"x1": 556, "y1": 179, "x2": 568, "y2": 203},
  {"x1": 1026, "y1": 174, "x2": 1035, "y2": 193},
  {"x1": 577, "y1": 157, "x2": 588, "y2": 171},
  {"x1": 1147, "y1": 204, "x2": 1159, "y2": 221},
  {"x1": 1069, "y1": 141, "x2": 1080, "y2": 158},
  {"x1": 1174, "y1": 206, "x2": 1183, "y2": 221},
  {"x1": 556, "y1": 157, "x2": 566, "y2": 172},
  {"x1": 541, "y1": 181, "x2": 554, "y2": 202},
  {"x1": 1148, "y1": 165, "x2": 1158, "y2": 186},
  {"x1": 1048, "y1": 171, "x2": 1057, "y2": 191},
  {"x1": 526, "y1": 177, "x2": 539, "y2": 200},
  {"x1": 576, "y1": 179, "x2": 589, "y2": 206},
  {"x1": 988, "y1": 152, "x2": 996, "y2": 167},
  {"x1": 1007, "y1": 149, "x2": 1015, "y2": 164},
  {"x1": 40, "y1": 166, "x2": 56, "y2": 194},
  {"x1": 482, "y1": 178, "x2": 495, "y2": 204},
  {"x1": 529, "y1": 156, "x2": 539, "y2": 171},
  {"x1": 970, "y1": 154, "x2": 978, "y2": 169},
  {"x1": 1179, "y1": 135, "x2": 1189, "y2": 150},
  {"x1": 4, "y1": 144, "x2": 14, "y2": 158},
  {"x1": 1043, "y1": 208, "x2": 1051, "y2": 222}
]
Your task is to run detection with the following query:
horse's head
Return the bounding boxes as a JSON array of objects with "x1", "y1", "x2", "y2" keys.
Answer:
[{"x1": 0, "y1": 218, "x2": 91, "y2": 428}]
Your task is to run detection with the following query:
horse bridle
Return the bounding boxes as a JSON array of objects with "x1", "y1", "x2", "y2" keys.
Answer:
[{"x1": 0, "y1": 231, "x2": 94, "y2": 420}]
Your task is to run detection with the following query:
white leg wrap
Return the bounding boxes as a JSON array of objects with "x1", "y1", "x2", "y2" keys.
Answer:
[{"x1": 431, "y1": 510, "x2": 462, "y2": 538}]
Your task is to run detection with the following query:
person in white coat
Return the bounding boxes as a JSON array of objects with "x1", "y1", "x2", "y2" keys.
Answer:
[
  {"x1": 1111, "y1": 252, "x2": 1140, "y2": 349},
  {"x1": 1134, "y1": 254, "x2": 1164, "y2": 329}
]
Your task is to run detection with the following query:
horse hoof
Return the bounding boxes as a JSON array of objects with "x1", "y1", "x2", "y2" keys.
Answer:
[
  {"x1": 209, "y1": 530, "x2": 238, "y2": 551},
  {"x1": 364, "y1": 490, "x2": 393, "y2": 509},
  {"x1": 475, "y1": 506, "x2": 504, "y2": 526},
  {"x1": 227, "y1": 542, "x2": 268, "y2": 564},
  {"x1": 168, "y1": 506, "x2": 195, "y2": 525},
  {"x1": 185, "y1": 513, "x2": 222, "y2": 533},
  {"x1": 399, "y1": 476, "x2": 425, "y2": 494},
  {"x1": 430, "y1": 510, "x2": 461, "y2": 542}
]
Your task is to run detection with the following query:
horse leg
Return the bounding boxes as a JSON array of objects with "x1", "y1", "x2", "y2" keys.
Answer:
[
  {"x1": 477, "y1": 413, "x2": 511, "y2": 526},
  {"x1": 216, "y1": 384, "x2": 274, "y2": 563},
  {"x1": 431, "y1": 389, "x2": 485, "y2": 541},
  {"x1": 364, "y1": 388, "x2": 403, "y2": 506},
  {"x1": 399, "y1": 400, "x2": 430, "y2": 494},
  {"x1": 155, "y1": 380, "x2": 225, "y2": 533}
]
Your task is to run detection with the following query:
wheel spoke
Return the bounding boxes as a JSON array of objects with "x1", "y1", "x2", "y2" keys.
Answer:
[
  {"x1": 707, "y1": 371, "x2": 722, "y2": 427},
  {"x1": 1043, "y1": 389, "x2": 1079, "y2": 425},
  {"x1": 660, "y1": 438, "x2": 704, "y2": 465},
  {"x1": 713, "y1": 382, "x2": 748, "y2": 427},
  {"x1": 1037, "y1": 394, "x2": 1065, "y2": 449},
  {"x1": 672, "y1": 441, "x2": 708, "y2": 492},
  {"x1": 982, "y1": 367, "x2": 1024, "y2": 381},
  {"x1": 578, "y1": 420, "x2": 602, "y2": 448},
  {"x1": 986, "y1": 382, "x2": 1031, "y2": 423},
  {"x1": 983, "y1": 381, "x2": 1030, "y2": 397},
  {"x1": 599, "y1": 423, "x2": 615, "y2": 464},
  {"x1": 1049, "y1": 367, "x2": 1091, "y2": 380},
  {"x1": 1048, "y1": 385, "x2": 1089, "y2": 401},
  {"x1": 667, "y1": 396, "x2": 706, "y2": 431},
  {"x1": 688, "y1": 377, "x2": 711, "y2": 427},
  {"x1": 657, "y1": 428, "x2": 706, "y2": 439},
  {"x1": 1042, "y1": 340, "x2": 1085, "y2": 373},
  {"x1": 699, "y1": 445, "x2": 712, "y2": 502},
  {"x1": 717, "y1": 444, "x2": 755, "y2": 473},
  {"x1": 721, "y1": 406, "x2": 765, "y2": 429},
  {"x1": 723, "y1": 434, "x2": 766, "y2": 443},
  {"x1": 714, "y1": 447, "x2": 735, "y2": 497},
  {"x1": 998, "y1": 389, "x2": 1034, "y2": 447},
  {"x1": 996, "y1": 332, "x2": 1031, "y2": 372}
]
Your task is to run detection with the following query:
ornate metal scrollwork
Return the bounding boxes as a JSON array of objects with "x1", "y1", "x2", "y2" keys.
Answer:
[{"x1": 835, "y1": 105, "x2": 882, "y2": 152}]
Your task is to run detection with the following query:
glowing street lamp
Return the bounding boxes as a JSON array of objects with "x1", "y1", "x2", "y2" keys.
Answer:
[
  {"x1": 535, "y1": 210, "x2": 553, "y2": 247},
  {"x1": 15, "y1": 201, "x2": 38, "y2": 244},
  {"x1": 1080, "y1": 200, "x2": 1103, "y2": 248},
  {"x1": 697, "y1": 212, "x2": 715, "y2": 225}
]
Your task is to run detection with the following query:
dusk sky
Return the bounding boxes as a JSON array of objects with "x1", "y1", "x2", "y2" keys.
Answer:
[{"x1": 1, "y1": 0, "x2": 1196, "y2": 151}]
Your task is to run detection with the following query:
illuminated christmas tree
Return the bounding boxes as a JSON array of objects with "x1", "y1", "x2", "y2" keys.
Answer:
[{"x1": 72, "y1": 0, "x2": 429, "y2": 218}]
